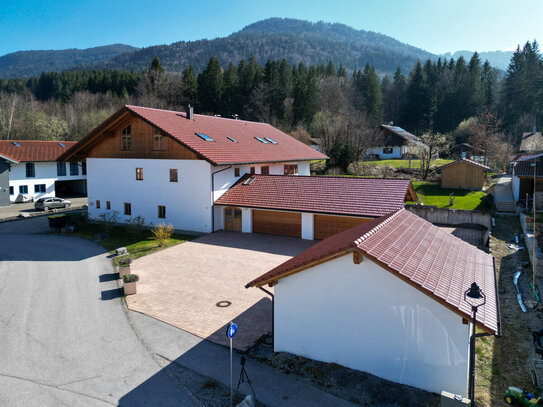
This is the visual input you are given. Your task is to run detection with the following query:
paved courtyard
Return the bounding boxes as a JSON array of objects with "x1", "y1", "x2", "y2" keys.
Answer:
[{"x1": 127, "y1": 231, "x2": 316, "y2": 351}]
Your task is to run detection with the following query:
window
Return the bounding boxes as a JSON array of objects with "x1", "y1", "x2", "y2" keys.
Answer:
[
  {"x1": 96, "y1": 200, "x2": 101, "y2": 209},
  {"x1": 170, "y1": 169, "x2": 178, "y2": 182},
  {"x1": 153, "y1": 133, "x2": 165, "y2": 150},
  {"x1": 19, "y1": 185, "x2": 28, "y2": 194},
  {"x1": 243, "y1": 176, "x2": 256, "y2": 185},
  {"x1": 106, "y1": 201, "x2": 111, "y2": 210},
  {"x1": 81, "y1": 161, "x2": 86, "y2": 175},
  {"x1": 264, "y1": 137, "x2": 278, "y2": 144},
  {"x1": 234, "y1": 168, "x2": 240, "y2": 177},
  {"x1": 26, "y1": 163, "x2": 35, "y2": 178},
  {"x1": 227, "y1": 136, "x2": 238, "y2": 143},
  {"x1": 250, "y1": 167, "x2": 255, "y2": 175},
  {"x1": 9, "y1": 186, "x2": 13, "y2": 195},
  {"x1": 12, "y1": 141, "x2": 20, "y2": 146},
  {"x1": 254, "y1": 137, "x2": 269, "y2": 143},
  {"x1": 158, "y1": 205, "x2": 166, "y2": 219},
  {"x1": 124, "y1": 202, "x2": 131, "y2": 215},
  {"x1": 121, "y1": 125, "x2": 132, "y2": 151},
  {"x1": 136, "y1": 168, "x2": 143, "y2": 181},
  {"x1": 383, "y1": 147, "x2": 393, "y2": 154},
  {"x1": 57, "y1": 162, "x2": 66, "y2": 176},
  {"x1": 34, "y1": 184, "x2": 46, "y2": 193},
  {"x1": 284, "y1": 164, "x2": 298, "y2": 175},
  {"x1": 58, "y1": 142, "x2": 66, "y2": 147},
  {"x1": 261, "y1": 166, "x2": 269, "y2": 175},
  {"x1": 70, "y1": 162, "x2": 78, "y2": 176},
  {"x1": 195, "y1": 133, "x2": 214, "y2": 142}
]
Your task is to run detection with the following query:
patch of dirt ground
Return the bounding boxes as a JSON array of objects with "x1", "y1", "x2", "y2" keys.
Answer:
[{"x1": 477, "y1": 215, "x2": 543, "y2": 406}]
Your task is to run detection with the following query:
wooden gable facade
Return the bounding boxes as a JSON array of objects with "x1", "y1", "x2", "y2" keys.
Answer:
[
  {"x1": 64, "y1": 110, "x2": 199, "y2": 162},
  {"x1": 441, "y1": 160, "x2": 486, "y2": 190}
]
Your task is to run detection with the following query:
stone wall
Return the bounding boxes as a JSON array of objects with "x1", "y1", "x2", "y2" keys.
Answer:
[{"x1": 406, "y1": 205, "x2": 491, "y2": 230}]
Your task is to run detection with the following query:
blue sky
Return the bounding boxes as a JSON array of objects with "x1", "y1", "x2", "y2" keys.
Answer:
[{"x1": 1, "y1": 0, "x2": 542, "y2": 57}]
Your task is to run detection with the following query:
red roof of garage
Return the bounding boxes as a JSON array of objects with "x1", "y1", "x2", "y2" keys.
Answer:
[
  {"x1": 60, "y1": 105, "x2": 327, "y2": 165},
  {"x1": 215, "y1": 175, "x2": 417, "y2": 218},
  {"x1": 0, "y1": 140, "x2": 76, "y2": 162},
  {"x1": 247, "y1": 208, "x2": 499, "y2": 335}
]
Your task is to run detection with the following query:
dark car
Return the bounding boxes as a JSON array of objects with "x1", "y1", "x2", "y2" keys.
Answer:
[{"x1": 34, "y1": 197, "x2": 71, "y2": 211}]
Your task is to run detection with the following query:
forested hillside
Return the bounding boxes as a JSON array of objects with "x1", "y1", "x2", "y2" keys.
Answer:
[
  {"x1": 0, "y1": 41, "x2": 541, "y2": 174},
  {"x1": 0, "y1": 45, "x2": 137, "y2": 78}
]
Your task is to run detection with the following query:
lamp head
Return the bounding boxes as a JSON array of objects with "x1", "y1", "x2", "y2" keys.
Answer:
[
  {"x1": 464, "y1": 282, "x2": 486, "y2": 308},
  {"x1": 466, "y1": 282, "x2": 483, "y2": 299}
]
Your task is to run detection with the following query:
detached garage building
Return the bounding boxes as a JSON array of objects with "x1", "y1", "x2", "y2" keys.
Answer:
[
  {"x1": 215, "y1": 175, "x2": 417, "y2": 240},
  {"x1": 440, "y1": 158, "x2": 489, "y2": 190},
  {"x1": 247, "y1": 209, "x2": 500, "y2": 396}
]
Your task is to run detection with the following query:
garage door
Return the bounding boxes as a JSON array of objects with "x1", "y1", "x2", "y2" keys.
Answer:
[
  {"x1": 252, "y1": 210, "x2": 301, "y2": 237},
  {"x1": 314, "y1": 214, "x2": 372, "y2": 240}
]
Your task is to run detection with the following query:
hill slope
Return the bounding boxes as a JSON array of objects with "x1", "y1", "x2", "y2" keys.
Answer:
[
  {"x1": 442, "y1": 50, "x2": 513, "y2": 70},
  {"x1": 99, "y1": 18, "x2": 436, "y2": 75},
  {"x1": 0, "y1": 44, "x2": 138, "y2": 78}
]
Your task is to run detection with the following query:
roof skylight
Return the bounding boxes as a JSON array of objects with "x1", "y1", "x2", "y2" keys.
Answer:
[
  {"x1": 254, "y1": 137, "x2": 269, "y2": 144},
  {"x1": 264, "y1": 137, "x2": 278, "y2": 144},
  {"x1": 243, "y1": 176, "x2": 256, "y2": 185},
  {"x1": 58, "y1": 142, "x2": 66, "y2": 147},
  {"x1": 12, "y1": 142, "x2": 20, "y2": 146},
  {"x1": 227, "y1": 136, "x2": 238, "y2": 143},
  {"x1": 196, "y1": 133, "x2": 214, "y2": 142}
]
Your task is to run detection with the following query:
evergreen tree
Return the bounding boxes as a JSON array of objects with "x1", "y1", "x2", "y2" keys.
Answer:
[
  {"x1": 182, "y1": 65, "x2": 198, "y2": 103},
  {"x1": 150, "y1": 56, "x2": 165, "y2": 73},
  {"x1": 402, "y1": 61, "x2": 432, "y2": 134},
  {"x1": 197, "y1": 57, "x2": 223, "y2": 114},
  {"x1": 325, "y1": 61, "x2": 336, "y2": 76},
  {"x1": 337, "y1": 64, "x2": 347, "y2": 78},
  {"x1": 222, "y1": 62, "x2": 239, "y2": 116}
]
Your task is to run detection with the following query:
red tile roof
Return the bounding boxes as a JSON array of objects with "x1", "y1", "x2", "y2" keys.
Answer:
[
  {"x1": 439, "y1": 158, "x2": 490, "y2": 171},
  {"x1": 0, "y1": 140, "x2": 76, "y2": 162},
  {"x1": 215, "y1": 175, "x2": 417, "y2": 217},
  {"x1": 61, "y1": 105, "x2": 327, "y2": 165},
  {"x1": 247, "y1": 209, "x2": 499, "y2": 335}
]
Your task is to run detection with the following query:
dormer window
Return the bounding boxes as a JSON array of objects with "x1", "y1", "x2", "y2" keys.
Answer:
[
  {"x1": 196, "y1": 133, "x2": 214, "y2": 142},
  {"x1": 254, "y1": 137, "x2": 269, "y2": 144}
]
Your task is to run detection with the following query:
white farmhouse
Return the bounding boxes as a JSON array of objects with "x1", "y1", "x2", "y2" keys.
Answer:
[
  {"x1": 0, "y1": 140, "x2": 86, "y2": 204},
  {"x1": 367, "y1": 124, "x2": 428, "y2": 159},
  {"x1": 247, "y1": 209, "x2": 500, "y2": 396}
]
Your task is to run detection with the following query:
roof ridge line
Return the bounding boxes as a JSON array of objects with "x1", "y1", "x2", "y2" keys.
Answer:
[{"x1": 353, "y1": 209, "x2": 405, "y2": 246}]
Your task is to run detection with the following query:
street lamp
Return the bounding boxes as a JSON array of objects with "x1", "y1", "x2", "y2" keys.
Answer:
[{"x1": 464, "y1": 282, "x2": 486, "y2": 407}]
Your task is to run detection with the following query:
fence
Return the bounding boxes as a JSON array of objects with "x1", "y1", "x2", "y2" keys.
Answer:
[{"x1": 406, "y1": 205, "x2": 491, "y2": 230}]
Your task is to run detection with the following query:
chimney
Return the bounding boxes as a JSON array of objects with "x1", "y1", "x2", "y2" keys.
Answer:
[{"x1": 186, "y1": 104, "x2": 194, "y2": 120}]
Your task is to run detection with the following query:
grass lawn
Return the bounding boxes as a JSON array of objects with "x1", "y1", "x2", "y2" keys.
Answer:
[
  {"x1": 71, "y1": 222, "x2": 194, "y2": 261},
  {"x1": 411, "y1": 181, "x2": 489, "y2": 211},
  {"x1": 364, "y1": 158, "x2": 454, "y2": 169}
]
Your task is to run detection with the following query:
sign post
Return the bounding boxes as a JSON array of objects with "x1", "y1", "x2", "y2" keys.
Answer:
[{"x1": 226, "y1": 321, "x2": 237, "y2": 407}]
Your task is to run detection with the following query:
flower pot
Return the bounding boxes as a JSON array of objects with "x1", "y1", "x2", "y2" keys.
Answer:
[
  {"x1": 123, "y1": 281, "x2": 137, "y2": 295},
  {"x1": 526, "y1": 216, "x2": 533, "y2": 223},
  {"x1": 119, "y1": 265, "x2": 131, "y2": 278}
]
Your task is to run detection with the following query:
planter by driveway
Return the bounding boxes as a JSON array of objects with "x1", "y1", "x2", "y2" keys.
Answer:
[{"x1": 127, "y1": 231, "x2": 316, "y2": 351}]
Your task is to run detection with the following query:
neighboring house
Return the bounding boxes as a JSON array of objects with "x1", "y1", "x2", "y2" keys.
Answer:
[
  {"x1": 440, "y1": 158, "x2": 490, "y2": 190},
  {"x1": 511, "y1": 152, "x2": 543, "y2": 203},
  {"x1": 246, "y1": 208, "x2": 500, "y2": 396},
  {"x1": 0, "y1": 140, "x2": 86, "y2": 203},
  {"x1": 215, "y1": 175, "x2": 416, "y2": 239},
  {"x1": 60, "y1": 105, "x2": 327, "y2": 233},
  {"x1": 367, "y1": 124, "x2": 428, "y2": 159},
  {"x1": 519, "y1": 131, "x2": 543, "y2": 154},
  {"x1": 308, "y1": 137, "x2": 322, "y2": 152},
  {"x1": 0, "y1": 153, "x2": 18, "y2": 207}
]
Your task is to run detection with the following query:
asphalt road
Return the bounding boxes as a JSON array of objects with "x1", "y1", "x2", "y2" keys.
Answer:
[{"x1": 0, "y1": 218, "x2": 195, "y2": 406}]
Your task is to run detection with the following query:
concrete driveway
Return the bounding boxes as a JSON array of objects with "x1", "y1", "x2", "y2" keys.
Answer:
[
  {"x1": 0, "y1": 219, "x2": 195, "y2": 406},
  {"x1": 127, "y1": 231, "x2": 315, "y2": 351}
]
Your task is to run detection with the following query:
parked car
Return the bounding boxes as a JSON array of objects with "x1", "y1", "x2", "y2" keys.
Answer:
[{"x1": 34, "y1": 197, "x2": 71, "y2": 211}]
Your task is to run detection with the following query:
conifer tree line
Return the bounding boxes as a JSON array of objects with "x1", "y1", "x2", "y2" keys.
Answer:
[{"x1": 0, "y1": 42, "x2": 542, "y2": 157}]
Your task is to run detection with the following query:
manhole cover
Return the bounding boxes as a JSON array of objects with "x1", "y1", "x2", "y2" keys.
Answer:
[{"x1": 216, "y1": 300, "x2": 232, "y2": 308}]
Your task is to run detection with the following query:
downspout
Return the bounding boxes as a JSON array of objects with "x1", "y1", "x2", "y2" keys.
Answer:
[
  {"x1": 211, "y1": 165, "x2": 232, "y2": 232},
  {"x1": 258, "y1": 286, "x2": 274, "y2": 350}
]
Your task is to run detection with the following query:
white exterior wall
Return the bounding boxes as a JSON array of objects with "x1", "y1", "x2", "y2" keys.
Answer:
[
  {"x1": 241, "y1": 208, "x2": 252, "y2": 233},
  {"x1": 512, "y1": 173, "x2": 520, "y2": 201},
  {"x1": 367, "y1": 147, "x2": 402, "y2": 159},
  {"x1": 274, "y1": 253, "x2": 470, "y2": 396},
  {"x1": 301, "y1": 212, "x2": 314, "y2": 240},
  {"x1": 87, "y1": 158, "x2": 212, "y2": 233},
  {"x1": 9, "y1": 161, "x2": 86, "y2": 202}
]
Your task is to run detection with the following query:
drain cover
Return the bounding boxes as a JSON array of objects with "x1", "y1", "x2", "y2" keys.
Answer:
[{"x1": 216, "y1": 300, "x2": 232, "y2": 308}]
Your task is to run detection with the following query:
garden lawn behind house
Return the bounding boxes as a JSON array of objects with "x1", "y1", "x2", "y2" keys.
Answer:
[
  {"x1": 411, "y1": 181, "x2": 489, "y2": 211},
  {"x1": 364, "y1": 159, "x2": 454, "y2": 169},
  {"x1": 71, "y1": 222, "x2": 194, "y2": 261}
]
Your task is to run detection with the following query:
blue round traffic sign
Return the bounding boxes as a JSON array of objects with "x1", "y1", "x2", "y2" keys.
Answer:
[{"x1": 227, "y1": 322, "x2": 237, "y2": 338}]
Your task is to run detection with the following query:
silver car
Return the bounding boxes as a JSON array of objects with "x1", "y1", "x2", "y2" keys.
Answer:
[{"x1": 34, "y1": 197, "x2": 71, "y2": 211}]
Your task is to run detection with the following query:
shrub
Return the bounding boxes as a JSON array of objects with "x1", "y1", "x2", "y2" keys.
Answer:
[
  {"x1": 97, "y1": 210, "x2": 119, "y2": 233},
  {"x1": 449, "y1": 192, "x2": 455, "y2": 206},
  {"x1": 126, "y1": 215, "x2": 146, "y2": 237},
  {"x1": 118, "y1": 256, "x2": 132, "y2": 267},
  {"x1": 123, "y1": 274, "x2": 139, "y2": 283},
  {"x1": 151, "y1": 223, "x2": 174, "y2": 247}
]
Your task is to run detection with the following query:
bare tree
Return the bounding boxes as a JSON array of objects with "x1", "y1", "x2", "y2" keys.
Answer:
[
  {"x1": 468, "y1": 110, "x2": 502, "y2": 165},
  {"x1": 415, "y1": 132, "x2": 450, "y2": 180}
]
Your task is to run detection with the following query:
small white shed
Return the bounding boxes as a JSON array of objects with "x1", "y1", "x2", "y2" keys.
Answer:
[{"x1": 247, "y1": 209, "x2": 499, "y2": 396}]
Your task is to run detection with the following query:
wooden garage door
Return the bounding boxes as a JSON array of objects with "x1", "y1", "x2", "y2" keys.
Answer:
[
  {"x1": 252, "y1": 210, "x2": 301, "y2": 237},
  {"x1": 314, "y1": 214, "x2": 372, "y2": 240}
]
